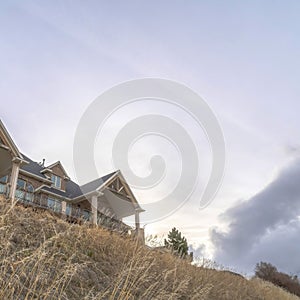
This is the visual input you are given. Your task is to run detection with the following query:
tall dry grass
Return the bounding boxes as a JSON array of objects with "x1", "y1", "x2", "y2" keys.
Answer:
[{"x1": 0, "y1": 196, "x2": 298, "y2": 300}]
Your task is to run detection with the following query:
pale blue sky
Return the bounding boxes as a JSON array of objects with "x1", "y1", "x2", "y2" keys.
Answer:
[{"x1": 1, "y1": 1, "x2": 300, "y2": 274}]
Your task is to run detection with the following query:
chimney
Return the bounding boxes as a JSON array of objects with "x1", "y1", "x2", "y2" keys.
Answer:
[{"x1": 39, "y1": 158, "x2": 46, "y2": 167}]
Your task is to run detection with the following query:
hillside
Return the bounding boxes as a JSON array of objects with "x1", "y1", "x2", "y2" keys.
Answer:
[{"x1": 0, "y1": 196, "x2": 298, "y2": 300}]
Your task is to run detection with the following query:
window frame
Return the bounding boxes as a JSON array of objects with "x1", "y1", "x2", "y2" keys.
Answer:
[
  {"x1": 17, "y1": 179, "x2": 26, "y2": 190},
  {"x1": 0, "y1": 175, "x2": 8, "y2": 195},
  {"x1": 15, "y1": 178, "x2": 34, "y2": 202},
  {"x1": 0, "y1": 175, "x2": 8, "y2": 184},
  {"x1": 47, "y1": 197, "x2": 62, "y2": 213},
  {"x1": 66, "y1": 203, "x2": 72, "y2": 216},
  {"x1": 82, "y1": 209, "x2": 91, "y2": 221},
  {"x1": 51, "y1": 174, "x2": 62, "y2": 189}
]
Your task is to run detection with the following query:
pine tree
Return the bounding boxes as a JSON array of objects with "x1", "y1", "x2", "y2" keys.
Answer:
[{"x1": 164, "y1": 227, "x2": 188, "y2": 257}]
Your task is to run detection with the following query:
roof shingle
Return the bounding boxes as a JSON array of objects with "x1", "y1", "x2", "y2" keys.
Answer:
[{"x1": 21, "y1": 154, "x2": 117, "y2": 199}]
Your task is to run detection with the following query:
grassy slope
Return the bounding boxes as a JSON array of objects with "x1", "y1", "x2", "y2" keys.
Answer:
[{"x1": 0, "y1": 197, "x2": 298, "y2": 300}]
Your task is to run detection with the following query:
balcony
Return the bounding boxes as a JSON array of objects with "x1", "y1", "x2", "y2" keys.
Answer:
[{"x1": 1, "y1": 184, "x2": 132, "y2": 234}]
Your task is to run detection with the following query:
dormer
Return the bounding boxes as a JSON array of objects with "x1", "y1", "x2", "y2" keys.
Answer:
[{"x1": 40, "y1": 161, "x2": 69, "y2": 191}]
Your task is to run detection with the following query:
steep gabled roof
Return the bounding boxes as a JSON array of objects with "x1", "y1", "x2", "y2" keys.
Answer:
[
  {"x1": 0, "y1": 120, "x2": 23, "y2": 160},
  {"x1": 19, "y1": 153, "x2": 119, "y2": 200},
  {"x1": 74, "y1": 170, "x2": 144, "y2": 211},
  {"x1": 20, "y1": 154, "x2": 48, "y2": 180},
  {"x1": 117, "y1": 171, "x2": 144, "y2": 211},
  {"x1": 78, "y1": 171, "x2": 117, "y2": 196},
  {"x1": 16, "y1": 154, "x2": 142, "y2": 212},
  {"x1": 46, "y1": 161, "x2": 70, "y2": 178},
  {"x1": 38, "y1": 170, "x2": 117, "y2": 200},
  {"x1": 66, "y1": 180, "x2": 84, "y2": 198}
]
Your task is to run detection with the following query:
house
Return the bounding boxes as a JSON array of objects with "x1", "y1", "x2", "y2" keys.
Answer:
[{"x1": 0, "y1": 119, "x2": 144, "y2": 241}]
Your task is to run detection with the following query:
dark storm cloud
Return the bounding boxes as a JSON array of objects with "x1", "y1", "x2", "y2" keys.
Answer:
[{"x1": 211, "y1": 157, "x2": 300, "y2": 274}]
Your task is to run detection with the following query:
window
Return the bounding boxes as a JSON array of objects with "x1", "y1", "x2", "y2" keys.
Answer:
[
  {"x1": 0, "y1": 175, "x2": 8, "y2": 184},
  {"x1": 51, "y1": 175, "x2": 62, "y2": 189},
  {"x1": 0, "y1": 175, "x2": 8, "y2": 195},
  {"x1": 82, "y1": 210, "x2": 91, "y2": 221},
  {"x1": 47, "y1": 197, "x2": 62, "y2": 213},
  {"x1": 66, "y1": 203, "x2": 72, "y2": 216},
  {"x1": 16, "y1": 179, "x2": 26, "y2": 200},
  {"x1": 17, "y1": 179, "x2": 26, "y2": 190},
  {"x1": 25, "y1": 183, "x2": 34, "y2": 202},
  {"x1": 15, "y1": 179, "x2": 34, "y2": 202},
  {"x1": 27, "y1": 184, "x2": 34, "y2": 193}
]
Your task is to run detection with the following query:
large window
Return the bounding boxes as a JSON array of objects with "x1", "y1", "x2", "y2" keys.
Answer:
[
  {"x1": 0, "y1": 176, "x2": 8, "y2": 183},
  {"x1": 51, "y1": 175, "x2": 62, "y2": 189},
  {"x1": 16, "y1": 179, "x2": 34, "y2": 202},
  {"x1": 0, "y1": 175, "x2": 8, "y2": 195},
  {"x1": 66, "y1": 203, "x2": 72, "y2": 216},
  {"x1": 82, "y1": 209, "x2": 91, "y2": 221},
  {"x1": 25, "y1": 183, "x2": 34, "y2": 201},
  {"x1": 47, "y1": 197, "x2": 62, "y2": 213}
]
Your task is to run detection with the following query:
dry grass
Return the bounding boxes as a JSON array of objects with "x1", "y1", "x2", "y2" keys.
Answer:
[{"x1": 0, "y1": 197, "x2": 298, "y2": 300}]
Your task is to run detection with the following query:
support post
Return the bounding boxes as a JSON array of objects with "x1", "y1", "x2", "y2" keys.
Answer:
[
  {"x1": 135, "y1": 209, "x2": 140, "y2": 231},
  {"x1": 9, "y1": 158, "x2": 21, "y2": 203},
  {"x1": 135, "y1": 207, "x2": 145, "y2": 244},
  {"x1": 61, "y1": 201, "x2": 66, "y2": 214},
  {"x1": 91, "y1": 195, "x2": 98, "y2": 225}
]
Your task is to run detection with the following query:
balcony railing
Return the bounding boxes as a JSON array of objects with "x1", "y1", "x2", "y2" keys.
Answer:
[
  {"x1": 15, "y1": 190, "x2": 48, "y2": 208},
  {"x1": 66, "y1": 206, "x2": 91, "y2": 221},
  {"x1": 97, "y1": 212, "x2": 131, "y2": 233},
  {"x1": 1, "y1": 183, "x2": 132, "y2": 233}
]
